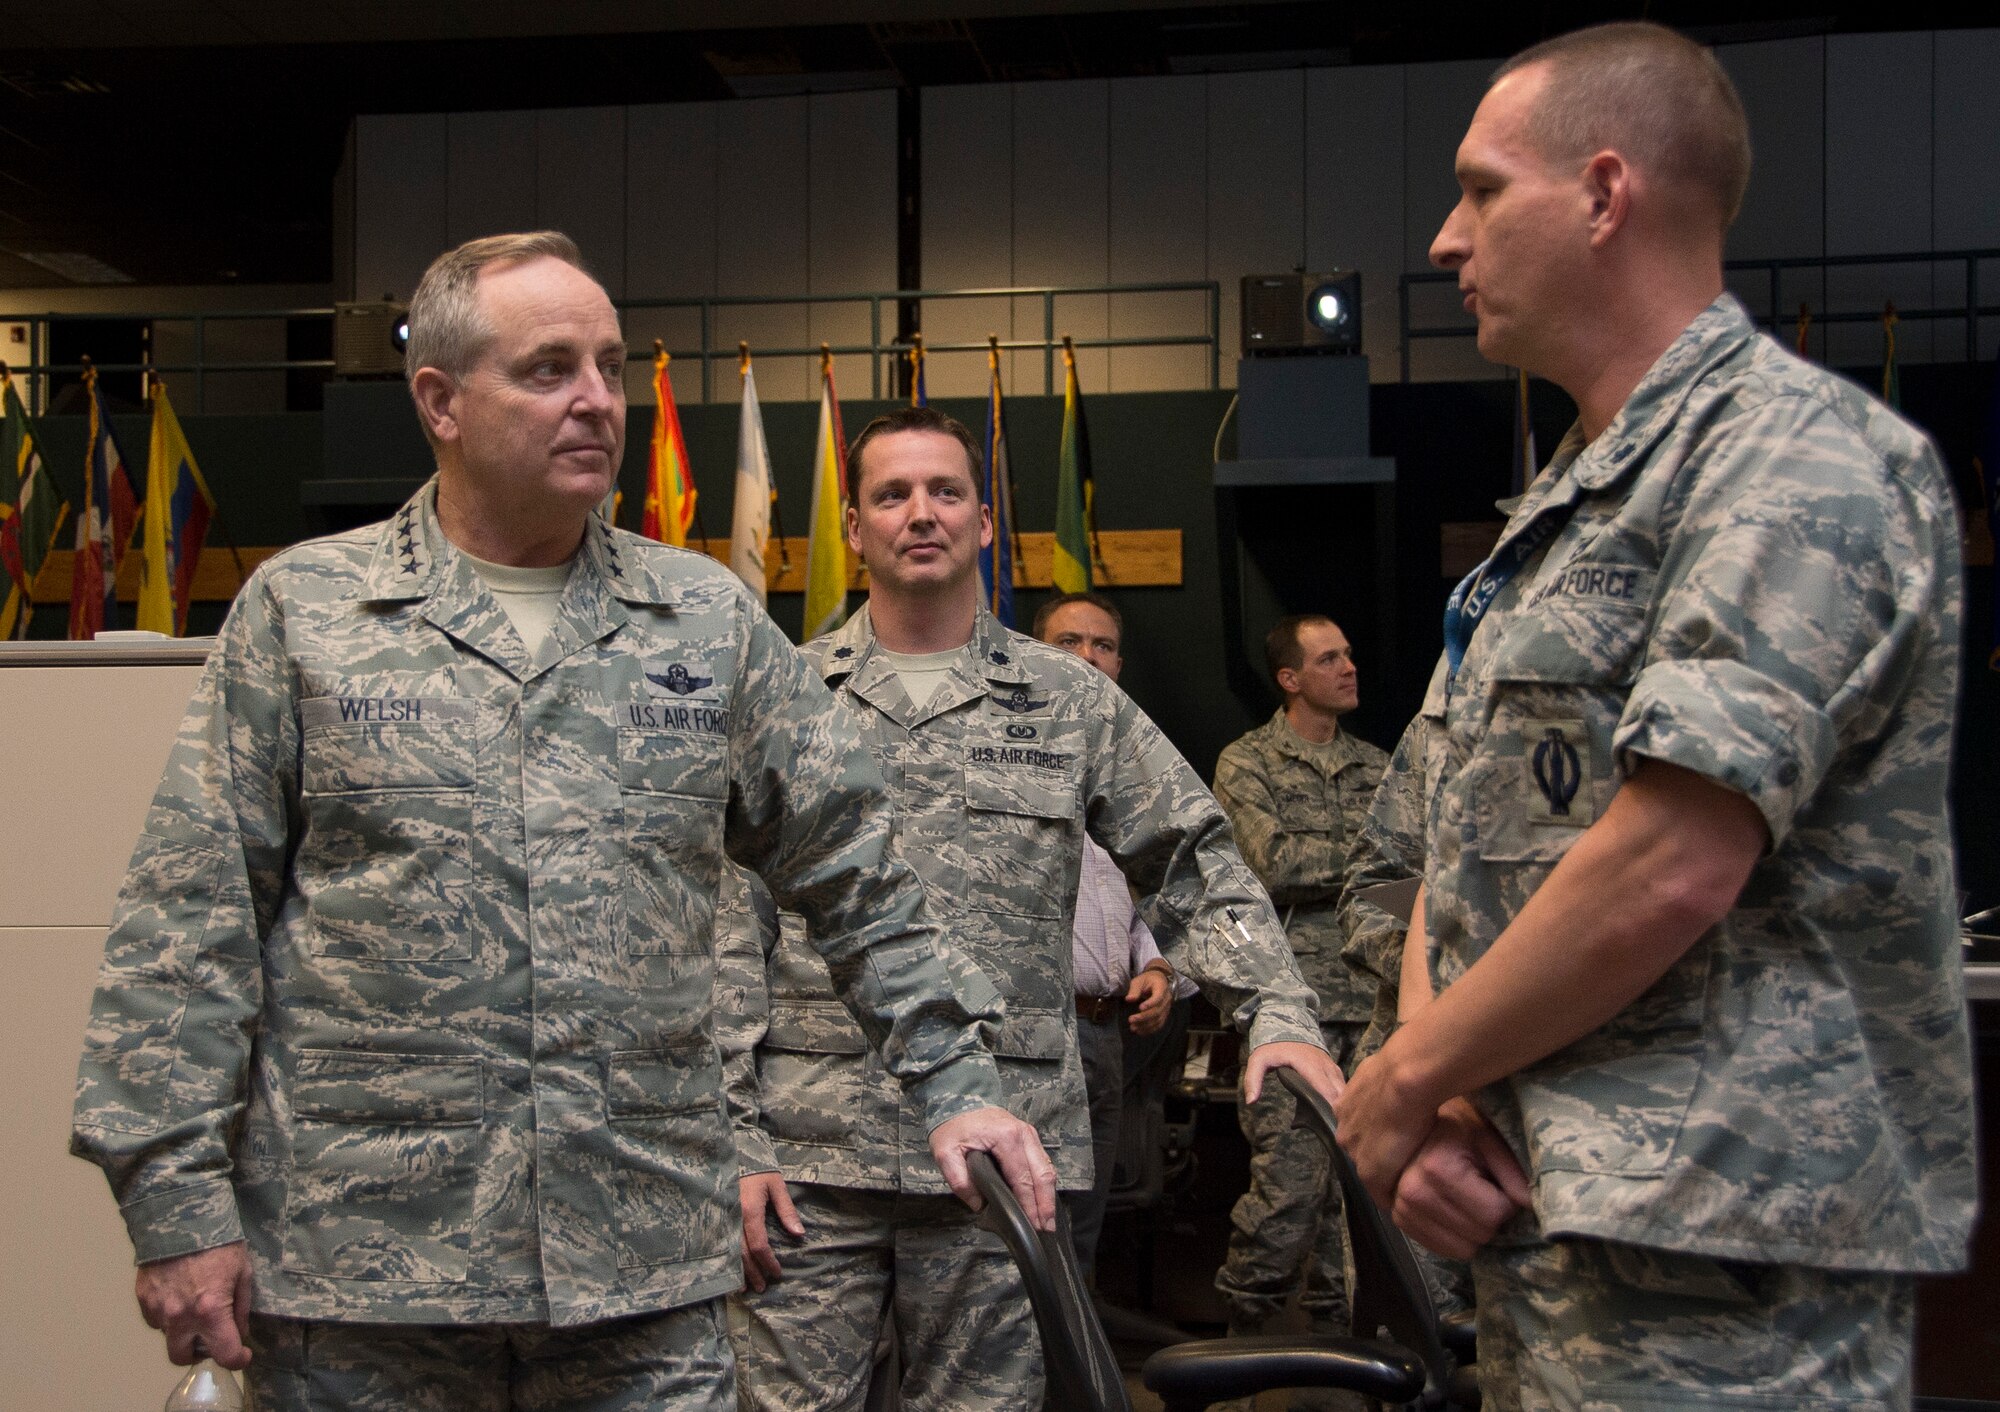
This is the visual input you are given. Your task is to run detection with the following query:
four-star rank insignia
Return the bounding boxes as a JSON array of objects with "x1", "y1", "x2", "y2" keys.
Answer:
[
  {"x1": 646, "y1": 663, "x2": 715, "y2": 696},
  {"x1": 992, "y1": 685, "x2": 1050, "y2": 714}
]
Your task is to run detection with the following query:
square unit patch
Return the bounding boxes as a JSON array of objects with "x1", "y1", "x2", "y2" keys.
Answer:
[{"x1": 1524, "y1": 717, "x2": 1594, "y2": 828}]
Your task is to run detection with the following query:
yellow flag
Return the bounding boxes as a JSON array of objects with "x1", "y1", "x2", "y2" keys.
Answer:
[
  {"x1": 137, "y1": 384, "x2": 214, "y2": 635},
  {"x1": 801, "y1": 356, "x2": 849, "y2": 642}
]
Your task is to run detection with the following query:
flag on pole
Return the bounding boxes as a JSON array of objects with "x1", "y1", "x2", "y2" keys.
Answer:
[
  {"x1": 68, "y1": 365, "x2": 143, "y2": 639},
  {"x1": 1881, "y1": 302, "x2": 1902, "y2": 411},
  {"x1": 136, "y1": 381, "x2": 216, "y2": 637},
  {"x1": 909, "y1": 334, "x2": 928, "y2": 408},
  {"x1": 1794, "y1": 302, "x2": 1812, "y2": 359},
  {"x1": 1510, "y1": 367, "x2": 1538, "y2": 497},
  {"x1": 978, "y1": 338, "x2": 1016, "y2": 627},
  {"x1": 801, "y1": 345, "x2": 849, "y2": 642},
  {"x1": 729, "y1": 350, "x2": 775, "y2": 604},
  {"x1": 640, "y1": 344, "x2": 698, "y2": 547},
  {"x1": 0, "y1": 369, "x2": 68, "y2": 640},
  {"x1": 1051, "y1": 336, "x2": 1096, "y2": 595}
]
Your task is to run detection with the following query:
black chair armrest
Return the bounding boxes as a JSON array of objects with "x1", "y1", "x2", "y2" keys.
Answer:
[{"x1": 1142, "y1": 1335, "x2": 1425, "y2": 1408}]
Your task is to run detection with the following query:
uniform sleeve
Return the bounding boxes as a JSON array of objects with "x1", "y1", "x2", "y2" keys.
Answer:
[
  {"x1": 713, "y1": 866, "x2": 782, "y2": 1176},
  {"x1": 1088, "y1": 688, "x2": 1323, "y2": 1051},
  {"x1": 1613, "y1": 396, "x2": 1951, "y2": 849},
  {"x1": 1336, "y1": 718, "x2": 1433, "y2": 990},
  {"x1": 1212, "y1": 738, "x2": 1345, "y2": 905},
  {"x1": 71, "y1": 574, "x2": 298, "y2": 1265},
  {"x1": 723, "y1": 606, "x2": 1004, "y2": 1131}
]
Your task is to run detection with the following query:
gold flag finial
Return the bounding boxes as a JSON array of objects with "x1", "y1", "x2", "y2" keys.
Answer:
[
  {"x1": 739, "y1": 341, "x2": 751, "y2": 377},
  {"x1": 820, "y1": 342, "x2": 833, "y2": 378}
]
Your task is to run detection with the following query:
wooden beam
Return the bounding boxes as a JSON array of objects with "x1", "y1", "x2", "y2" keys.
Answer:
[{"x1": 31, "y1": 529, "x2": 1183, "y2": 605}]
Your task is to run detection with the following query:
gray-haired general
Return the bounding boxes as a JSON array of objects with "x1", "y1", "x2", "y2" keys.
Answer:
[
  {"x1": 1334, "y1": 22, "x2": 1974, "y2": 1410},
  {"x1": 70, "y1": 231, "x2": 1055, "y2": 1412}
]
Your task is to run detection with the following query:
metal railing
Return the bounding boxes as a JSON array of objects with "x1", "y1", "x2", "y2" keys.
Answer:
[
  {"x1": 0, "y1": 281, "x2": 1223, "y2": 415},
  {"x1": 1398, "y1": 248, "x2": 2000, "y2": 382}
]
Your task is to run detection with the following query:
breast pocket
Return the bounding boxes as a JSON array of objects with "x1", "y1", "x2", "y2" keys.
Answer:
[
  {"x1": 1469, "y1": 601, "x2": 1646, "y2": 864},
  {"x1": 962, "y1": 769, "x2": 1078, "y2": 920},
  {"x1": 280, "y1": 1049, "x2": 483, "y2": 1283},
  {"x1": 298, "y1": 703, "x2": 477, "y2": 963},
  {"x1": 619, "y1": 727, "x2": 728, "y2": 955}
]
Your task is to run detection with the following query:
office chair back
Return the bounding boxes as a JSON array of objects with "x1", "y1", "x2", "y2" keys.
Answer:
[
  {"x1": 1276, "y1": 1069, "x2": 1459, "y2": 1404},
  {"x1": 966, "y1": 1152, "x2": 1135, "y2": 1412}
]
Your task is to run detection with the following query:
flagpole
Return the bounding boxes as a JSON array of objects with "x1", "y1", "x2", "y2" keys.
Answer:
[
  {"x1": 989, "y1": 334, "x2": 1024, "y2": 584},
  {"x1": 747, "y1": 342, "x2": 791, "y2": 575},
  {"x1": 1062, "y1": 335, "x2": 1106, "y2": 573}
]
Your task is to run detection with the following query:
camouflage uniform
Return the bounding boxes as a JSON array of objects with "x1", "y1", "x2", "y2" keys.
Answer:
[
  {"x1": 1332, "y1": 714, "x2": 1471, "y2": 1321},
  {"x1": 722, "y1": 605, "x2": 1324, "y2": 1412},
  {"x1": 1211, "y1": 715, "x2": 1386, "y2": 1355},
  {"x1": 1424, "y1": 297, "x2": 1973, "y2": 1407},
  {"x1": 71, "y1": 484, "x2": 1006, "y2": 1403}
]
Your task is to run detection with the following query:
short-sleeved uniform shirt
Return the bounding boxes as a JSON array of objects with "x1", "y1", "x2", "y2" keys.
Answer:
[{"x1": 1424, "y1": 296, "x2": 1973, "y2": 1273}]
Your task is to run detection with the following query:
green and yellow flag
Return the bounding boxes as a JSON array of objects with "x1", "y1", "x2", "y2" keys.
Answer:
[
  {"x1": 0, "y1": 371, "x2": 68, "y2": 639},
  {"x1": 1051, "y1": 337, "x2": 1096, "y2": 594},
  {"x1": 802, "y1": 345, "x2": 849, "y2": 641}
]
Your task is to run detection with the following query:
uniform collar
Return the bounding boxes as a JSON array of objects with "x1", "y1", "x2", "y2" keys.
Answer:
[
  {"x1": 1263, "y1": 708, "x2": 1363, "y2": 772},
  {"x1": 816, "y1": 602, "x2": 1035, "y2": 727},
  {"x1": 1568, "y1": 294, "x2": 1756, "y2": 494},
  {"x1": 357, "y1": 478, "x2": 679, "y2": 611},
  {"x1": 354, "y1": 478, "x2": 672, "y2": 681}
]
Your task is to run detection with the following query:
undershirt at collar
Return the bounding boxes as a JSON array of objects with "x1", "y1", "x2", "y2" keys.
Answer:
[
  {"x1": 878, "y1": 645, "x2": 963, "y2": 714},
  {"x1": 458, "y1": 548, "x2": 575, "y2": 659}
]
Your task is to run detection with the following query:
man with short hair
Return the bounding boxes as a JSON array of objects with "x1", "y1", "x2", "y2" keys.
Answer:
[
  {"x1": 1031, "y1": 589, "x2": 1185, "y2": 1281},
  {"x1": 1210, "y1": 614, "x2": 1388, "y2": 1375},
  {"x1": 722, "y1": 407, "x2": 1341, "y2": 1412},
  {"x1": 1336, "y1": 23, "x2": 1974, "y2": 1407},
  {"x1": 71, "y1": 232, "x2": 1054, "y2": 1411}
]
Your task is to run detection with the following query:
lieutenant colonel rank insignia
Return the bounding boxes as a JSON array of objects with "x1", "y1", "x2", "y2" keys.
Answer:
[{"x1": 1526, "y1": 718, "x2": 1593, "y2": 827}]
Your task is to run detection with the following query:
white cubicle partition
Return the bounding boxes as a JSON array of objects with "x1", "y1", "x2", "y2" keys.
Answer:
[{"x1": 0, "y1": 640, "x2": 210, "y2": 1411}]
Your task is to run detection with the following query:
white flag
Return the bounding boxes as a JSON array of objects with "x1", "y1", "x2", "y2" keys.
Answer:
[{"x1": 729, "y1": 364, "x2": 773, "y2": 604}]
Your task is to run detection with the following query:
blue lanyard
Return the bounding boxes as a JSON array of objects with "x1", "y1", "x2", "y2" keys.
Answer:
[{"x1": 1442, "y1": 497, "x2": 1577, "y2": 680}]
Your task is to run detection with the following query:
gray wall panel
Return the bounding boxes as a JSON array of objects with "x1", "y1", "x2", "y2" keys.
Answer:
[
  {"x1": 1826, "y1": 33, "x2": 1933, "y2": 364},
  {"x1": 537, "y1": 107, "x2": 629, "y2": 299},
  {"x1": 923, "y1": 84, "x2": 1015, "y2": 399},
  {"x1": 717, "y1": 96, "x2": 811, "y2": 403},
  {"x1": 1933, "y1": 29, "x2": 2000, "y2": 360},
  {"x1": 625, "y1": 102, "x2": 719, "y2": 408},
  {"x1": 1306, "y1": 63, "x2": 1406, "y2": 379},
  {"x1": 1400, "y1": 59, "x2": 1489, "y2": 382},
  {"x1": 809, "y1": 90, "x2": 898, "y2": 402},
  {"x1": 1722, "y1": 38, "x2": 1826, "y2": 267},
  {"x1": 446, "y1": 111, "x2": 538, "y2": 249},
  {"x1": 1015, "y1": 79, "x2": 1110, "y2": 395},
  {"x1": 1207, "y1": 69, "x2": 1307, "y2": 390},
  {"x1": 354, "y1": 113, "x2": 448, "y2": 303},
  {"x1": 1108, "y1": 75, "x2": 1208, "y2": 392}
]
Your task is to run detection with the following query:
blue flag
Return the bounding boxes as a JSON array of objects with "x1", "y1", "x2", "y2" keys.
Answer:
[{"x1": 978, "y1": 349, "x2": 1015, "y2": 627}]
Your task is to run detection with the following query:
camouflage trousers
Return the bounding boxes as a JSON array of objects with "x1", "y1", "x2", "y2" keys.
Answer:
[
  {"x1": 1215, "y1": 1021, "x2": 1366, "y2": 1334},
  {"x1": 727, "y1": 1184, "x2": 1043, "y2": 1412},
  {"x1": 243, "y1": 1302, "x2": 734, "y2": 1411},
  {"x1": 1472, "y1": 1237, "x2": 1913, "y2": 1411}
]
